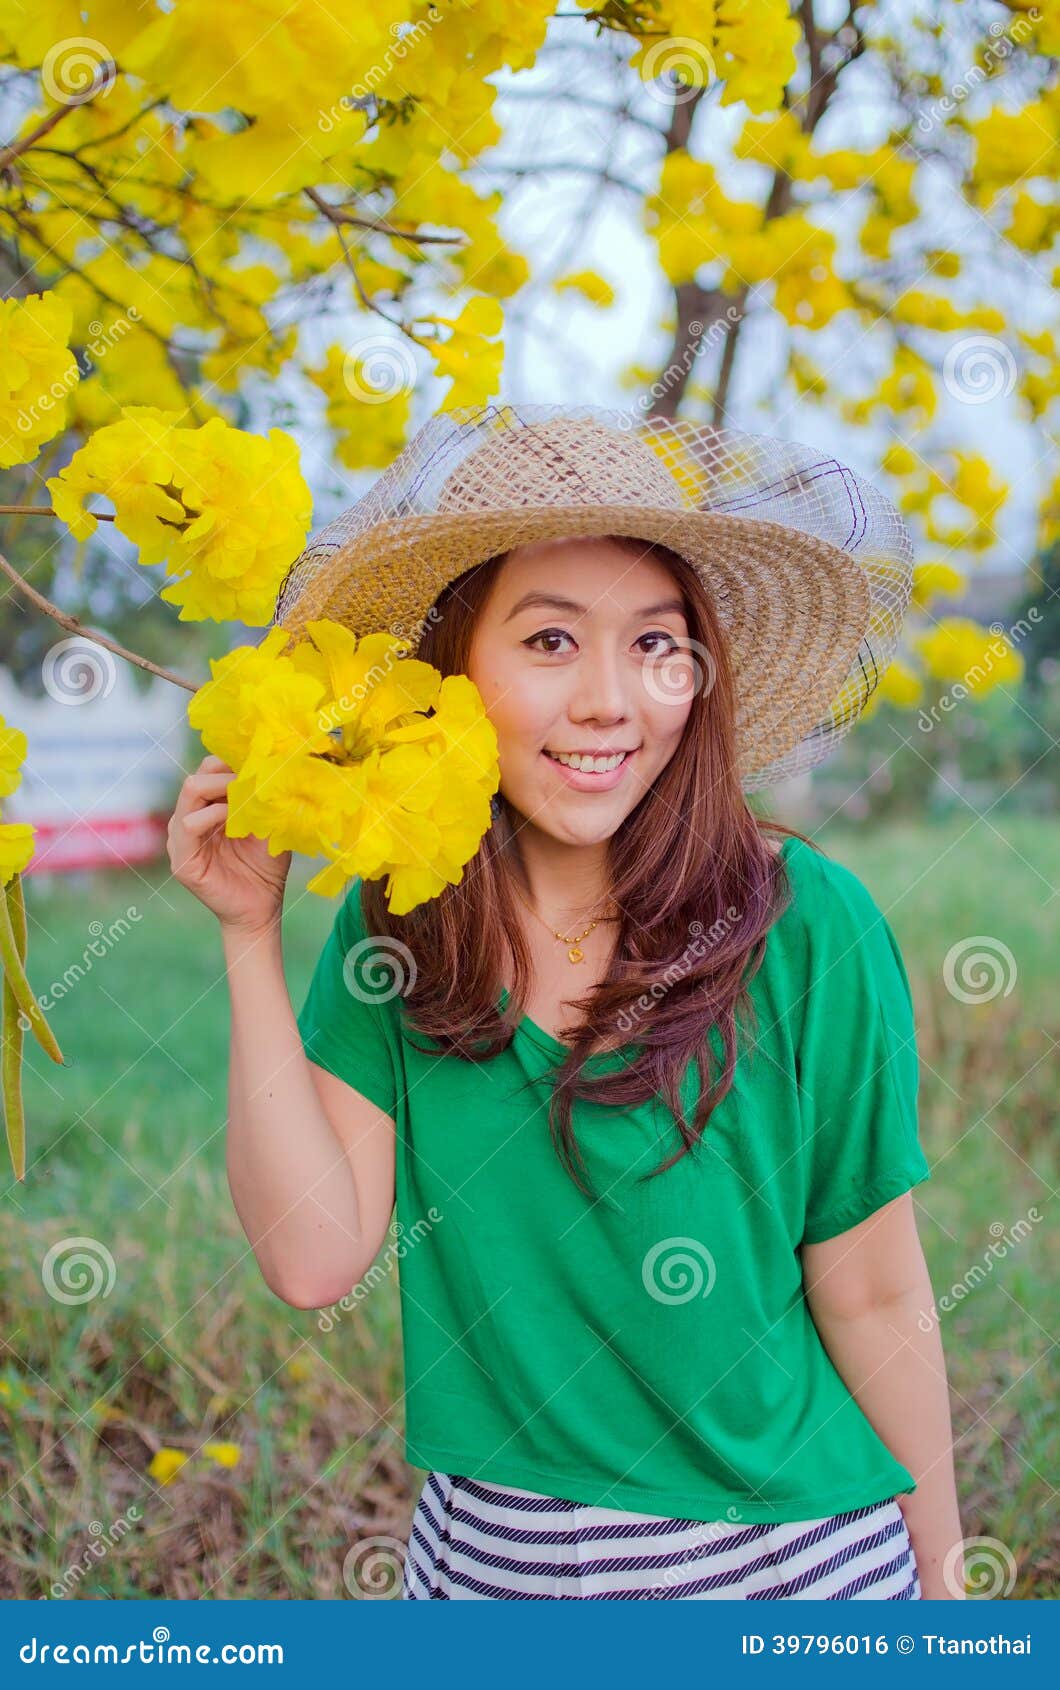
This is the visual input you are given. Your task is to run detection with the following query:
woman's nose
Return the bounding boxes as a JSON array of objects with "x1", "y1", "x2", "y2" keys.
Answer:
[{"x1": 569, "y1": 648, "x2": 630, "y2": 724}]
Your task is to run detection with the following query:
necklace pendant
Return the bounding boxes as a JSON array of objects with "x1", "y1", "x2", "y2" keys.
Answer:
[{"x1": 568, "y1": 945, "x2": 585, "y2": 964}]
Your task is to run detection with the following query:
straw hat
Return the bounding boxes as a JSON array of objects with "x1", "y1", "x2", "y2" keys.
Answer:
[{"x1": 272, "y1": 402, "x2": 914, "y2": 790}]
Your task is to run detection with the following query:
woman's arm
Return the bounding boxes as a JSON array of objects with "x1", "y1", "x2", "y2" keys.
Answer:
[
  {"x1": 801, "y1": 1193, "x2": 966, "y2": 1600},
  {"x1": 168, "y1": 754, "x2": 395, "y2": 1309},
  {"x1": 223, "y1": 920, "x2": 394, "y2": 1308}
]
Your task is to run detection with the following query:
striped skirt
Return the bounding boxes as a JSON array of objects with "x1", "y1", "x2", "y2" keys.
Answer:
[{"x1": 402, "y1": 1472, "x2": 922, "y2": 1600}]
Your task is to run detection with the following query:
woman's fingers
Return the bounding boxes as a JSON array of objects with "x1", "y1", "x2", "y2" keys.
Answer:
[
  {"x1": 171, "y1": 763, "x2": 235, "y2": 822},
  {"x1": 182, "y1": 800, "x2": 229, "y2": 833}
]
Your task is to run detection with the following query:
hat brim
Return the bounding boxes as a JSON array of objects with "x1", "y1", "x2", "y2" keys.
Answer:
[{"x1": 273, "y1": 503, "x2": 874, "y2": 783}]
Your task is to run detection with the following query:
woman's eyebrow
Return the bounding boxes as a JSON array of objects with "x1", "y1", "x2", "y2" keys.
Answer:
[{"x1": 503, "y1": 591, "x2": 686, "y2": 622}]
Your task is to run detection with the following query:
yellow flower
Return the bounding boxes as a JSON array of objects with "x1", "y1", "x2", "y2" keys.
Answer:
[
  {"x1": 912, "y1": 619, "x2": 1023, "y2": 693},
  {"x1": 715, "y1": 0, "x2": 801, "y2": 114},
  {"x1": 878, "y1": 346, "x2": 938, "y2": 426},
  {"x1": 628, "y1": 0, "x2": 798, "y2": 115},
  {"x1": 911, "y1": 563, "x2": 966, "y2": 609},
  {"x1": 0, "y1": 1373, "x2": 31, "y2": 1410},
  {"x1": 237, "y1": 666, "x2": 334, "y2": 776},
  {"x1": 191, "y1": 618, "x2": 499, "y2": 913},
  {"x1": 877, "y1": 659, "x2": 923, "y2": 709},
  {"x1": 418, "y1": 296, "x2": 504, "y2": 410},
  {"x1": 227, "y1": 750, "x2": 365, "y2": 858},
  {"x1": 0, "y1": 822, "x2": 35, "y2": 886},
  {"x1": 0, "y1": 292, "x2": 79, "y2": 469},
  {"x1": 967, "y1": 101, "x2": 1055, "y2": 207},
  {"x1": 881, "y1": 443, "x2": 918, "y2": 477},
  {"x1": 202, "y1": 1440, "x2": 241, "y2": 1469},
  {"x1": 187, "y1": 625, "x2": 300, "y2": 771},
  {"x1": 644, "y1": 150, "x2": 759, "y2": 287},
  {"x1": 148, "y1": 1447, "x2": 189, "y2": 1485},
  {"x1": 293, "y1": 623, "x2": 441, "y2": 756},
  {"x1": 0, "y1": 715, "x2": 28, "y2": 797},
  {"x1": 307, "y1": 345, "x2": 412, "y2": 471},
  {"x1": 553, "y1": 271, "x2": 616, "y2": 308},
  {"x1": 47, "y1": 409, "x2": 313, "y2": 625}
]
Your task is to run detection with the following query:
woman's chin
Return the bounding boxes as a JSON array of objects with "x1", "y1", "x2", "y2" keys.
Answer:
[{"x1": 516, "y1": 795, "x2": 635, "y2": 847}]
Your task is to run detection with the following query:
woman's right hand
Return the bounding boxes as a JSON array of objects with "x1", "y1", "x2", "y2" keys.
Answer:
[{"x1": 168, "y1": 754, "x2": 292, "y2": 937}]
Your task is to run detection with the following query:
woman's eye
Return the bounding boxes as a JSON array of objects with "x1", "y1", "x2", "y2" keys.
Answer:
[
  {"x1": 524, "y1": 629, "x2": 681, "y2": 656},
  {"x1": 524, "y1": 629, "x2": 575, "y2": 654},
  {"x1": 638, "y1": 631, "x2": 680, "y2": 655}
]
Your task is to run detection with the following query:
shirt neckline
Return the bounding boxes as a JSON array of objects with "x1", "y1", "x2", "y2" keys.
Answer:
[{"x1": 498, "y1": 835, "x2": 801, "y2": 1062}]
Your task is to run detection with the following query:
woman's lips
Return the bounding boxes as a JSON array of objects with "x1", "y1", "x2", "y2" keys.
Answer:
[{"x1": 540, "y1": 748, "x2": 636, "y2": 792}]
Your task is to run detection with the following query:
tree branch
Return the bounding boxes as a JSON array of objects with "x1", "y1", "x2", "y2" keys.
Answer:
[
  {"x1": 0, "y1": 69, "x2": 117, "y2": 169},
  {"x1": 0, "y1": 546, "x2": 198, "y2": 693}
]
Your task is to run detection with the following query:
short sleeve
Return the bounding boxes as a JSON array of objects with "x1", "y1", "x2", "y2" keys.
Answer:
[
  {"x1": 796, "y1": 858, "x2": 932, "y2": 1245},
  {"x1": 295, "y1": 879, "x2": 401, "y2": 1118}
]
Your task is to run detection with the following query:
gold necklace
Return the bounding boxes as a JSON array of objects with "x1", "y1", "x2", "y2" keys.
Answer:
[{"x1": 511, "y1": 882, "x2": 618, "y2": 965}]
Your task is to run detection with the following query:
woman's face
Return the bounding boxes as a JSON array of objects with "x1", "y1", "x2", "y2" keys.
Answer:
[{"x1": 465, "y1": 535, "x2": 696, "y2": 848}]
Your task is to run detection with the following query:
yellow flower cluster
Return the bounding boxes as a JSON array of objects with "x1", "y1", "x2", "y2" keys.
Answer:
[
  {"x1": 966, "y1": 99, "x2": 1058, "y2": 209},
  {"x1": 842, "y1": 345, "x2": 938, "y2": 430},
  {"x1": 0, "y1": 715, "x2": 34, "y2": 886},
  {"x1": 47, "y1": 409, "x2": 313, "y2": 624},
  {"x1": 890, "y1": 294, "x2": 1005, "y2": 334},
  {"x1": 0, "y1": 292, "x2": 79, "y2": 470},
  {"x1": 148, "y1": 1441, "x2": 242, "y2": 1486},
  {"x1": 872, "y1": 658, "x2": 923, "y2": 712},
  {"x1": 645, "y1": 151, "x2": 851, "y2": 326},
  {"x1": 308, "y1": 346, "x2": 412, "y2": 471},
  {"x1": 628, "y1": 0, "x2": 799, "y2": 115},
  {"x1": 714, "y1": 0, "x2": 801, "y2": 114},
  {"x1": 912, "y1": 619, "x2": 1023, "y2": 692},
  {"x1": 911, "y1": 562, "x2": 966, "y2": 610},
  {"x1": 645, "y1": 150, "x2": 759, "y2": 287},
  {"x1": 412, "y1": 296, "x2": 505, "y2": 411},
  {"x1": 879, "y1": 443, "x2": 1009, "y2": 553},
  {"x1": 188, "y1": 619, "x2": 500, "y2": 915}
]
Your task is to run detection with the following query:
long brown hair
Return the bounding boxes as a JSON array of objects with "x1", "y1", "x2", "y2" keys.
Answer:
[{"x1": 360, "y1": 534, "x2": 811, "y2": 1196}]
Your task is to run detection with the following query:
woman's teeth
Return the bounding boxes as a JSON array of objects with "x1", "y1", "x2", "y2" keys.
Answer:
[{"x1": 545, "y1": 749, "x2": 629, "y2": 772}]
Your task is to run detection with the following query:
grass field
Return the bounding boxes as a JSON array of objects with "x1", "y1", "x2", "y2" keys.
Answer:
[{"x1": 1, "y1": 813, "x2": 1056, "y2": 1598}]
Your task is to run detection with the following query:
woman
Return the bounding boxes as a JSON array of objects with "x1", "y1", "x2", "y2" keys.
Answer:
[{"x1": 169, "y1": 407, "x2": 965, "y2": 1600}]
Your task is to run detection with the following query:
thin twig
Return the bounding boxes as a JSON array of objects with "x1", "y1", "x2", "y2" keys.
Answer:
[
  {"x1": 304, "y1": 187, "x2": 467, "y2": 246},
  {"x1": 0, "y1": 73, "x2": 116, "y2": 169},
  {"x1": 0, "y1": 547, "x2": 198, "y2": 693}
]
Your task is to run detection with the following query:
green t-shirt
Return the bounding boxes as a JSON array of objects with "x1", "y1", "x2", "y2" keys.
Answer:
[{"x1": 296, "y1": 835, "x2": 932, "y2": 1524}]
